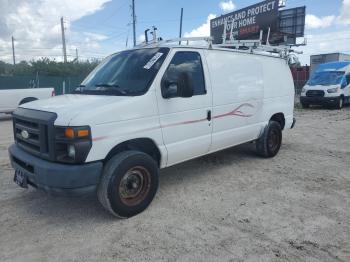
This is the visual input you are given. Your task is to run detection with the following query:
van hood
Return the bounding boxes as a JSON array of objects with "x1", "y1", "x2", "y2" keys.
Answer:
[
  {"x1": 21, "y1": 94, "x2": 157, "y2": 126},
  {"x1": 304, "y1": 84, "x2": 339, "y2": 90}
]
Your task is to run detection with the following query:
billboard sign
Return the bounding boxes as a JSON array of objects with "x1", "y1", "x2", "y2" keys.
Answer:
[
  {"x1": 278, "y1": 6, "x2": 306, "y2": 44},
  {"x1": 210, "y1": 0, "x2": 279, "y2": 44}
]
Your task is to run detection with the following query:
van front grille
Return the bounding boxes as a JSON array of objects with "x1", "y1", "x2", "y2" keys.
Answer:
[
  {"x1": 12, "y1": 108, "x2": 57, "y2": 161},
  {"x1": 14, "y1": 117, "x2": 49, "y2": 157},
  {"x1": 306, "y1": 90, "x2": 325, "y2": 97}
]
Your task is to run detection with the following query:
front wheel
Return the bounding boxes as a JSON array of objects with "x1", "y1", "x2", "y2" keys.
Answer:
[
  {"x1": 335, "y1": 97, "x2": 344, "y2": 109},
  {"x1": 97, "y1": 151, "x2": 159, "y2": 218},
  {"x1": 256, "y1": 121, "x2": 282, "y2": 158}
]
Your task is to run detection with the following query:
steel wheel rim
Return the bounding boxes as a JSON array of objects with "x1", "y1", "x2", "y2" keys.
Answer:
[{"x1": 119, "y1": 166, "x2": 151, "y2": 206}]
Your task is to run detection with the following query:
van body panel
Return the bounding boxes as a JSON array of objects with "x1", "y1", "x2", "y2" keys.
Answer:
[
  {"x1": 262, "y1": 58, "x2": 295, "y2": 128},
  {"x1": 205, "y1": 50, "x2": 293, "y2": 151}
]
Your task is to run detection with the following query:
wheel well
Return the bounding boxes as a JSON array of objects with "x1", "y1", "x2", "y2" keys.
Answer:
[
  {"x1": 19, "y1": 97, "x2": 38, "y2": 105},
  {"x1": 270, "y1": 113, "x2": 285, "y2": 130},
  {"x1": 104, "y1": 138, "x2": 161, "y2": 167}
]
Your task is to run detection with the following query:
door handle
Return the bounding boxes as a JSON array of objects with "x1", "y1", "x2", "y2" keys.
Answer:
[{"x1": 207, "y1": 110, "x2": 212, "y2": 121}]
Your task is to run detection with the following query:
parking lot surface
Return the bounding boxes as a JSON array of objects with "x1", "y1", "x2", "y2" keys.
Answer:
[{"x1": 0, "y1": 108, "x2": 349, "y2": 262}]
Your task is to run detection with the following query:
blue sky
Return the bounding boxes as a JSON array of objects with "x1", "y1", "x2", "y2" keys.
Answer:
[
  {"x1": 73, "y1": 0, "x2": 343, "y2": 38},
  {"x1": 1, "y1": 0, "x2": 350, "y2": 64}
]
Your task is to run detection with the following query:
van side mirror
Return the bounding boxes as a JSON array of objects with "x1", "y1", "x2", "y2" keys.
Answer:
[
  {"x1": 346, "y1": 75, "x2": 350, "y2": 86},
  {"x1": 161, "y1": 72, "x2": 194, "y2": 99},
  {"x1": 341, "y1": 77, "x2": 348, "y2": 89}
]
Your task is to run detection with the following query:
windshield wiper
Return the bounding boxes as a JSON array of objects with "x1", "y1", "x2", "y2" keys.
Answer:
[{"x1": 94, "y1": 84, "x2": 127, "y2": 96}]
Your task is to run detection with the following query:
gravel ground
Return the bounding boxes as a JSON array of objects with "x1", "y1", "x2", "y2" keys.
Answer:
[{"x1": 0, "y1": 107, "x2": 349, "y2": 262}]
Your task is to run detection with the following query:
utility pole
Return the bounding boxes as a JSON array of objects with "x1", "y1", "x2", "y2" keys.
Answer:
[
  {"x1": 60, "y1": 17, "x2": 67, "y2": 63},
  {"x1": 132, "y1": 0, "x2": 136, "y2": 46},
  {"x1": 75, "y1": 48, "x2": 79, "y2": 61},
  {"x1": 11, "y1": 36, "x2": 16, "y2": 65},
  {"x1": 179, "y1": 8, "x2": 184, "y2": 45}
]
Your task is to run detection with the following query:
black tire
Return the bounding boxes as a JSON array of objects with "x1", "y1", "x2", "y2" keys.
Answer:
[
  {"x1": 97, "y1": 150, "x2": 159, "y2": 218},
  {"x1": 301, "y1": 102, "x2": 309, "y2": 109},
  {"x1": 256, "y1": 121, "x2": 282, "y2": 158},
  {"x1": 334, "y1": 97, "x2": 344, "y2": 109},
  {"x1": 19, "y1": 97, "x2": 37, "y2": 105}
]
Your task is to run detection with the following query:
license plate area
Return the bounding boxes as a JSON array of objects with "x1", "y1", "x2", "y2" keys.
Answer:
[{"x1": 14, "y1": 169, "x2": 28, "y2": 188}]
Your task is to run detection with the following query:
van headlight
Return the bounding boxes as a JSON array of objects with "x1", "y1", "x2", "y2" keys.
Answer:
[
  {"x1": 54, "y1": 126, "x2": 92, "y2": 163},
  {"x1": 327, "y1": 87, "x2": 339, "y2": 93},
  {"x1": 301, "y1": 87, "x2": 306, "y2": 93},
  {"x1": 67, "y1": 144, "x2": 76, "y2": 158}
]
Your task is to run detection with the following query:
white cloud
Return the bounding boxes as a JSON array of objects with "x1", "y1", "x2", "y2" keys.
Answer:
[
  {"x1": 305, "y1": 14, "x2": 336, "y2": 29},
  {"x1": 184, "y1": 14, "x2": 217, "y2": 38},
  {"x1": 338, "y1": 0, "x2": 350, "y2": 25},
  {"x1": 296, "y1": 30, "x2": 350, "y2": 65},
  {"x1": 0, "y1": 0, "x2": 112, "y2": 62},
  {"x1": 306, "y1": 1, "x2": 350, "y2": 28},
  {"x1": 83, "y1": 32, "x2": 109, "y2": 42},
  {"x1": 138, "y1": 34, "x2": 146, "y2": 43},
  {"x1": 219, "y1": 1, "x2": 236, "y2": 13}
]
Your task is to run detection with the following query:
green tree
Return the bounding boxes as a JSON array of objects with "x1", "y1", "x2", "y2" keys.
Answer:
[{"x1": 0, "y1": 58, "x2": 99, "y2": 78}]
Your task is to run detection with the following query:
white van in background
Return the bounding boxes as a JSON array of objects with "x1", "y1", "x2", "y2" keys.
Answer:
[
  {"x1": 0, "y1": 88, "x2": 55, "y2": 113},
  {"x1": 300, "y1": 61, "x2": 350, "y2": 109},
  {"x1": 8, "y1": 40, "x2": 296, "y2": 218}
]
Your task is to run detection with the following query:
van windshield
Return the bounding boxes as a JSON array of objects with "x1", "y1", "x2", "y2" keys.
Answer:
[
  {"x1": 77, "y1": 48, "x2": 170, "y2": 96},
  {"x1": 307, "y1": 71, "x2": 345, "y2": 86}
]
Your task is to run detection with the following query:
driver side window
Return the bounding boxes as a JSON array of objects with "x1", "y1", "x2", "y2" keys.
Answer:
[{"x1": 161, "y1": 51, "x2": 206, "y2": 98}]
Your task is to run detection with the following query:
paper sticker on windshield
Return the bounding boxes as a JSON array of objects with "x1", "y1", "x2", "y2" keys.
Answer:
[{"x1": 143, "y1": 52, "x2": 164, "y2": 70}]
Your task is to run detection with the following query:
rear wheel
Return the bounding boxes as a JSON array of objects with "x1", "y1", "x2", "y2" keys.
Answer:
[
  {"x1": 256, "y1": 121, "x2": 282, "y2": 158},
  {"x1": 97, "y1": 151, "x2": 159, "y2": 218}
]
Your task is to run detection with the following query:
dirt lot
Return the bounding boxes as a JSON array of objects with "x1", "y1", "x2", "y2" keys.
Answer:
[{"x1": 0, "y1": 108, "x2": 349, "y2": 262}]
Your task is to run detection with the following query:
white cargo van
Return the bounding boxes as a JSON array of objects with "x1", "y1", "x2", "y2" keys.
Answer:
[
  {"x1": 300, "y1": 61, "x2": 350, "y2": 109},
  {"x1": 8, "y1": 39, "x2": 296, "y2": 218}
]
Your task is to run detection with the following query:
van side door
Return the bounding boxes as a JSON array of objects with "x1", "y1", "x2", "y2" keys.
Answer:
[
  {"x1": 155, "y1": 50, "x2": 212, "y2": 166},
  {"x1": 204, "y1": 50, "x2": 263, "y2": 152}
]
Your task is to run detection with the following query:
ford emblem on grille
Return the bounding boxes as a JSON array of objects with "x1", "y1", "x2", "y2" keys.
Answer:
[{"x1": 21, "y1": 130, "x2": 29, "y2": 139}]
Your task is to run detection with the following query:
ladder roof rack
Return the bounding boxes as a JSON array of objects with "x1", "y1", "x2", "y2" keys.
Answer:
[{"x1": 136, "y1": 35, "x2": 302, "y2": 60}]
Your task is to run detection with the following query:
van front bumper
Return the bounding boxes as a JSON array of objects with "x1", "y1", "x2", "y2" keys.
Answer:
[
  {"x1": 300, "y1": 96, "x2": 339, "y2": 106},
  {"x1": 8, "y1": 144, "x2": 103, "y2": 196}
]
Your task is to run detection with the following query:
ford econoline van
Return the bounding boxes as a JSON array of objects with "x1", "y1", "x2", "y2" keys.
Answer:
[
  {"x1": 300, "y1": 61, "x2": 350, "y2": 109},
  {"x1": 8, "y1": 41, "x2": 296, "y2": 218}
]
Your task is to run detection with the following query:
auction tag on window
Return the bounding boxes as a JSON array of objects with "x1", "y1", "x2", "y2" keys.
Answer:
[{"x1": 144, "y1": 52, "x2": 164, "y2": 69}]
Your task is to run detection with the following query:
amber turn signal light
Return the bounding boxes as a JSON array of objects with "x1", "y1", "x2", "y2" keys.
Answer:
[
  {"x1": 65, "y1": 128, "x2": 75, "y2": 138},
  {"x1": 64, "y1": 128, "x2": 90, "y2": 138},
  {"x1": 77, "y1": 129, "x2": 89, "y2": 137}
]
